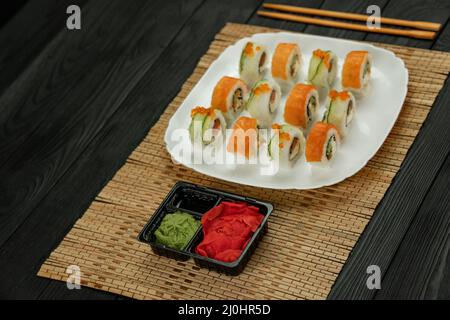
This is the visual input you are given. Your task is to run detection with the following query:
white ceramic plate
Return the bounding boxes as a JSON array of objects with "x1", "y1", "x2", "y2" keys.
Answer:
[{"x1": 164, "y1": 32, "x2": 408, "y2": 189}]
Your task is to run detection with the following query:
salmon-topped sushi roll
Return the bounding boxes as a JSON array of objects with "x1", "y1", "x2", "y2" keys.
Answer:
[
  {"x1": 284, "y1": 83, "x2": 318, "y2": 130},
  {"x1": 239, "y1": 42, "x2": 268, "y2": 88},
  {"x1": 322, "y1": 90, "x2": 356, "y2": 138},
  {"x1": 211, "y1": 76, "x2": 248, "y2": 121},
  {"x1": 226, "y1": 116, "x2": 259, "y2": 159},
  {"x1": 189, "y1": 106, "x2": 226, "y2": 145},
  {"x1": 307, "y1": 49, "x2": 338, "y2": 89},
  {"x1": 271, "y1": 43, "x2": 301, "y2": 92},
  {"x1": 306, "y1": 122, "x2": 340, "y2": 164},
  {"x1": 246, "y1": 79, "x2": 281, "y2": 128},
  {"x1": 342, "y1": 51, "x2": 372, "y2": 97}
]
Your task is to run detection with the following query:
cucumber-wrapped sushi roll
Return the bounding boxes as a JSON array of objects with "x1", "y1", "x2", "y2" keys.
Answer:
[
  {"x1": 189, "y1": 106, "x2": 226, "y2": 145},
  {"x1": 342, "y1": 51, "x2": 372, "y2": 97},
  {"x1": 306, "y1": 122, "x2": 340, "y2": 164},
  {"x1": 246, "y1": 79, "x2": 281, "y2": 128},
  {"x1": 284, "y1": 84, "x2": 319, "y2": 130},
  {"x1": 268, "y1": 123, "x2": 306, "y2": 166},
  {"x1": 271, "y1": 43, "x2": 301, "y2": 92},
  {"x1": 226, "y1": 116, "x2": 259, "y2": 159},
  {"x1": 307, "y1": 49, "x2": 338, "y2": 88},
  {"x1": 211, "y1": 76, "x2": 248, "y2": 121},
  {"x1": 239, "y1": 42, "x2": 268, "y2": 88},
  {"x1": 322, "y1": 90, "x2": 356, "y2": 137}
]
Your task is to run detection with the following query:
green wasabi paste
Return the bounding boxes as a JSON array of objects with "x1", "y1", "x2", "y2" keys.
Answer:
[{"x1": 154, "y1": 211, "x2": 200, "y2": 250}]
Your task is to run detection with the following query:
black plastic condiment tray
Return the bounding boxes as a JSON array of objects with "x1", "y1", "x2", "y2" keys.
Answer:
[{"x1": 138, "y1": 181, "x2": 274, "y2": 275}]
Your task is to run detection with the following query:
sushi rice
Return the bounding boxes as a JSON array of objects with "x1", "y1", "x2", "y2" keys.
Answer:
[
  {"x1": 322, "y1": 90, "x2": 356, "y2": 137},
  {"x1": 239, "y1": 42, "x2": 268, "y2": 88},
  {"x1": 211, "y1": 76, "x2": 248, "y2": 121},
  {"x1": 306, "y1": 122, "x2": 341, "y2": 165},
  {"x1": 271, "y1": 43, "x2": 301, "y2": 93},
  {"x1": 189, "y1": 106, "x2": 226, "y2": 145},
  {"x1": 284, "y1": 83, "x2": 319, "y2": 131},
  {"x1": 246, "y1": 79, "x2": 281, "y2": 128},
  {"x1": 268, "y1": 123, "x2": 306, "y2": 167},
  {"x1": 307, "y1": 49, "x2": 338, "y2": 89},
  {"x1": 226, "y1": 116, "x2": 259, "y2": 159},
  {"x1": 342, "y1": 51, "x2": 372, "y2": 97}
]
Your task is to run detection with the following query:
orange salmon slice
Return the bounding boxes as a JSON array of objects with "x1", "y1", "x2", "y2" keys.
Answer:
[
  {"x1": 306, "y1": 122, "x2": 339, "y2": 162},
  {"x1": 211, "y1": 76, "x2": 245, "y2": 112},
  {"x1": 284, "y1": 84, "x2": 316, "y2": 128},
  {"x1": 342, "y1": 51, "x2": 368, "y2": 89},
  {"x1": 272, "y1": 43, "x2": 298, "y2": 80},
  {"x1": 227, "y1": 116, "x2": 258, "y2": 159}
]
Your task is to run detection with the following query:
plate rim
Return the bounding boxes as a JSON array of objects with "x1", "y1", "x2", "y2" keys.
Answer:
[{"x1": 164, "y1": 31, "x2": 409, "y2": 190}]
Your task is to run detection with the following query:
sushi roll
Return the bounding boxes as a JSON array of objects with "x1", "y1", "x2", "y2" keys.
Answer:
[
  {"x1": 342, "y1": 51, "x2": 372, "y2": 97},
  {"x1": 306, "y1": 122, "x2": 340, "y2": 164},
  {"x1": 271, "y1": 43, "x2": 301, "y2": 92},
  {"x1": 211, "y1": 76, "x2": 248, "y2": 121},
  {"x1": 307, "y1": 49, "x2": 338, "y2": 88},
  {"x1": 246, "y1": 79, "x2": 281, "y2": 128},
  {"x1": 268, "y1": 123, "x2": 306, "y2": 167},
  {"x1": 284, "y1": 84, "x2": 319, "y2": 131},
  {"x1": 239, "y1": 42, "x2": 268, "y2": 88},
  {"x1": 189, "y1": 106, "x2": 226, "y2": 145},
  {"x1": 322, "y1": 90, "x2": 356, "y2": 137},
  {"x1": 226, "y1": 116, "x2": 259, "y2": 159}
]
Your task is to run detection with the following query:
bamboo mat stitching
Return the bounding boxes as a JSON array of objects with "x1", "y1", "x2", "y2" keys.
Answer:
[{"x1": 37, "y1": 23, "x2": 450, "y2": 300}]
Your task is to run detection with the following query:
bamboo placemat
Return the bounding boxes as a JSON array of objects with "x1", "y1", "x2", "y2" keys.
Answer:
[{"x1": 38, "y1": 23, "x2": 450, "y2": 300}]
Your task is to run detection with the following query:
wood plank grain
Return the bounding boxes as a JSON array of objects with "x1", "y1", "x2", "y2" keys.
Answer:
[
  {"x1": 0, "y1": 0, "x2": 204, "y2": 299},
  {"x1": 0, "y1": 0, "x2": 261, "y2": 299},
  {"x1": 2, "y1": 0, "x2": 450, "y2": 300},
  {"x1": 263, "y1": 0, "x2": 450, "y2": 300},
  {"x1": 0, "y1": 0, "x2": 203, "y2": 247},
  {"x1": 35, "y1": 281, "x2": 119, "y2": 300},
  {"x1": 328, "y1": 0, "x2": 450, "y2": 300},
  {"x1": 433, "y1": 19, "x2": 450, "y2": 51},
  {"x1": 364, "y1": 0, "x2": 450, "y2": 48},
  {"x1": 254, "y1": 1, "x2": 449, "y2": 299},
  {"x1": 0, "y1": 0, "x2": 203, "y2": 166},
  {"x1": 372, "y1": 6, "x2": 450, "y2": 300},
  {"x1": 248, "y1": 0, "x2": 324, "y2": 31},
  {"x1": 302, "y1": 0, "x2": 388, "y2": 40},
  {"x1": 374, "y1": 152, "x2": 450, "y2": 299},
  {"x1": 0, "y1": 0, "x2": 88, "y2": 96},
  {"x1": 0, "y1": 1, "x2": 26, "y2": 28},
  {"x1": 328, "y1": 77, "x2": 450, "y2": 299}
]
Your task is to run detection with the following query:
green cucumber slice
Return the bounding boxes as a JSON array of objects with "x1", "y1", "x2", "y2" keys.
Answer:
[
  {"x1": 267, "y1": 136, "x2": 273, "y2": 158},
  {"x1": 189, "y1": 114, "x2": 206, "y2": 141},
  {"x1": 324, "y1": 101, "x2": 333, "y2": 123},
  {"x1": 239, "y1": 51, "x2": 246, "y2": 73},
  {"x1": 308, "y1": 55, "x2": 323, "y2": 81},
  {"x1": 246, "y1": 80, "x2": 267, "y2": 110}
]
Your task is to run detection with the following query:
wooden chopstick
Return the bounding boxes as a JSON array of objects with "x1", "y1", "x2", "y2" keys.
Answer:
[
  {"x1": 257, "y1": 11, "x2": 436, "y2": 40},
  {"x1": 263, "y1": 3, "x2": 441, "y2": 32}
]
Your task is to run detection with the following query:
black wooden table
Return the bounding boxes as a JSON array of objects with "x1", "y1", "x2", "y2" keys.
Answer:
[{"x1": 0, "y1": 0, "x2": 449, "y2": 300}]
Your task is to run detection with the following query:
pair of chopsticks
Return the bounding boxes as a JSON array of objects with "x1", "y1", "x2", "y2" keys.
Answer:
[{"x1": 258, "y1": 3, "x2": 441, "y2": 40}]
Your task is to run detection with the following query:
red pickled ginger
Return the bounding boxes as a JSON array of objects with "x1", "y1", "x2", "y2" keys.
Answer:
[{"x1": 195, "y1": 201, "x2": 264, "y2": 263}]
